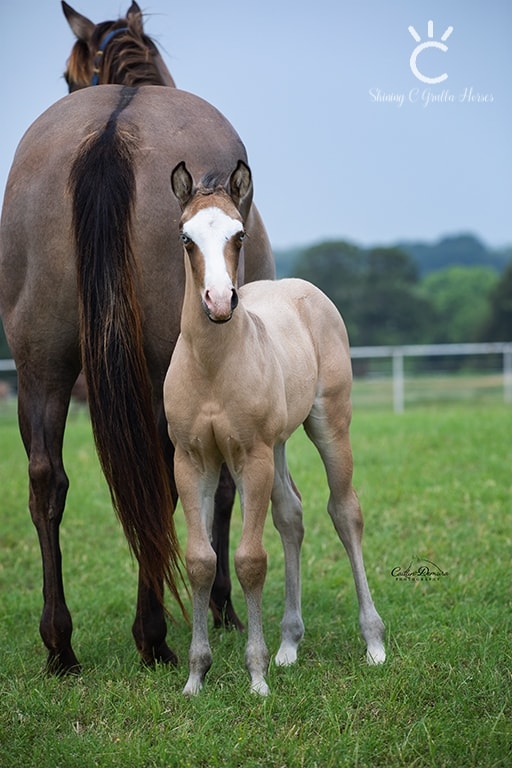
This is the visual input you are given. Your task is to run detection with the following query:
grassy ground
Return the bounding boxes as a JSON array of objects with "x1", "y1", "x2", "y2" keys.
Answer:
[
  {"x1": 351, "y1": 370, "x2": 509, "y2": 410},
  {"x1": 0, "y1": 400, "x2": 511, "y2": 767}
]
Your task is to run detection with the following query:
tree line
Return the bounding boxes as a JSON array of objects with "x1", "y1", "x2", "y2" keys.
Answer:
[{"x1": 287, "y1": 240, "x2": 512, "y2": 347}]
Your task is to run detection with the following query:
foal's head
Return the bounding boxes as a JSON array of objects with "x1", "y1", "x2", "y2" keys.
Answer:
[
  {"x1": 62, "y1": 0, "x2": 175, "y2": 91},
  {"x1": 171, "y1": 161, "x2": 253, "y2": 324}
]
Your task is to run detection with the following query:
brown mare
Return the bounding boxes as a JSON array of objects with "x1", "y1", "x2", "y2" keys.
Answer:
[
  {"x1": 165, "y1": 161, "x2": 386, "y2": 695},
  {"x1": 0, "y1": 2, "x2": 274, "y2": 674}
]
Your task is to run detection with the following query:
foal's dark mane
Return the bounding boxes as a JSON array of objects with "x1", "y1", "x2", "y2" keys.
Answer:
[{"x1": 199, "y1": 171, "x2": 228, "y2": 191}]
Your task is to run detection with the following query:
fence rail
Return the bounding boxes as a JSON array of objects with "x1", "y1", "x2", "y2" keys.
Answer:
[
  {"x1": 350, "y1": 342, "x2": 512, "y2": 412},
  {"x1": 2, "y1": 342, "x2": 512, "y2": 413}
]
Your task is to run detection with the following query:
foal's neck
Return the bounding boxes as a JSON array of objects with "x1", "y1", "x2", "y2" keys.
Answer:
[{"x1": 181, "y1": 285, "x2": 253, "y2": 371}]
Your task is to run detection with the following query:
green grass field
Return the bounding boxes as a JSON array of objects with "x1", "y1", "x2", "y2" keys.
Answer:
[{"x1": 0, "y1": 399, "x2": 511, "y2": 767}]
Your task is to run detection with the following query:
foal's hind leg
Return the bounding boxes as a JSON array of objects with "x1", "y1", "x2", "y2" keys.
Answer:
[
  {"x1": 271, "y1": 443, "x2": 305, "y2": 666},
  {"x1": 304, "y1": 400, "x2": 385, "y2": 665},
  {"x1": 17, "y1": 367, "x2": 80, "y2": 674}
]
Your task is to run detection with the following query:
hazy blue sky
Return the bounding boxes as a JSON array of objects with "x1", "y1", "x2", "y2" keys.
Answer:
[{"x1": 1, "y1": 1, "x2": 510, "y2": 250}]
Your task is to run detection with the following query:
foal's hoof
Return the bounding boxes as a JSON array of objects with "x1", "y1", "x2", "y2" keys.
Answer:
[
  {"x1": 366, "y1": 644, "x2": 386, "y2": 665},
  {"x1": 275, "y1": 643, "x2": 298, "y2": 666},
  {"x1": 183, "y1": 677, "x2": 204, "y2": 696},
  {"x1": 250, "y1": 679, "x2": 270, "y2": 696}
]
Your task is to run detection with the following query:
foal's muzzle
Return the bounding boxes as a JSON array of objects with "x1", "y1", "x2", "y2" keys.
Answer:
[{"x1": 203, "y1": 288, "x2": 239, "y2": 323}]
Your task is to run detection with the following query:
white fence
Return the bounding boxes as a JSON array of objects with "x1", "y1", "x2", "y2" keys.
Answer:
[
  {"x1": 2, "y1": 342, "x2": 512, "y2": 413},
  {"x1": 350, "y1": 342, "x2": 512, "y2": 412}
]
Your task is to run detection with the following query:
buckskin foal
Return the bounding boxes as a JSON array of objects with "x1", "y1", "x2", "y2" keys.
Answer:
[{"x1": 164, "y1": 161, "x2": 385, "y2": 695}]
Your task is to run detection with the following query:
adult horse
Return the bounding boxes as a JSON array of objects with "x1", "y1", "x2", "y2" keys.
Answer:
[{"x1": 0, "y1": 2, "x2": 274, "y2": 674}]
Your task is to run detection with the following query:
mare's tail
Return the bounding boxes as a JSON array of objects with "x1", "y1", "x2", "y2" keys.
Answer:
[{"x1": 69, "y1": 93, "x2": 184, "y2": 614}]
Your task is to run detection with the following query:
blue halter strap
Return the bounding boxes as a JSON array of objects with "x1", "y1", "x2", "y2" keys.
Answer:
[{"x1": 91, "y1": 27, "x2": 129, "y2": 86}]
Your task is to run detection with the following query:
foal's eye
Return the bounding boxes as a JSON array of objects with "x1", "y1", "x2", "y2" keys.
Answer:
[
  {"x1": 238, "y1": 231, "x2": 246, "y2": 242},
  {"x1": 180, "y1": 233, "x2": 191, "y2": 245}
]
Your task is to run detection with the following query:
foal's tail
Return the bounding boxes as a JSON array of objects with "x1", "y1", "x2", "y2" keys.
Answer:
[{"x1": 69, "y1": 97, "x2": 184, "y2": 615}]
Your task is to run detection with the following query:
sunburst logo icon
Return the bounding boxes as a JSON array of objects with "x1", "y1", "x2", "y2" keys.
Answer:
[{"x1": 408, "y1": 21, "x2": 454, "y2": 85}]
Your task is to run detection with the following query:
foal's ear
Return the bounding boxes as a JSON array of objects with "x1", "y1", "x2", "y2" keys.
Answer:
[
  {"x1": 62, "y1": 1, "x2": 95, "y2": 41},
  {"x1": 229, "y1": 161, "x2": 253, "y2": 217},
  {"x1": 171, "y1": 162, "x2": 195, "y2": 210},
  {"x1": 127, "y1": 2, "x2": 144, "y2": 35}
]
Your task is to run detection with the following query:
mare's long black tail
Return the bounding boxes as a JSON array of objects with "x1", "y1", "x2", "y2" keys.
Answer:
[{"x1": 69, "y1": 88, "x2": 184, "y2": 614}]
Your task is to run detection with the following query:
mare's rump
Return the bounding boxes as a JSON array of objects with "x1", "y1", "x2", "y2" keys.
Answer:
[{"x1": 0, "y1": 84, "x2": 249, "y2": 359}]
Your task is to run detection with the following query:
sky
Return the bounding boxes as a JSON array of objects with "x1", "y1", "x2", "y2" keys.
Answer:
[{"x1": 1, "y1": 0, "x2": 511, "y2": 251}]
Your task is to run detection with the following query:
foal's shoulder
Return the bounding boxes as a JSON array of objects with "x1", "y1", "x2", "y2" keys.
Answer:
[
  {"x1": 241, "y1": 277, "x2": 319, "y2": 300},
  {"x1": 241, "y1": 277, "x2": 338, "y2": 316}
]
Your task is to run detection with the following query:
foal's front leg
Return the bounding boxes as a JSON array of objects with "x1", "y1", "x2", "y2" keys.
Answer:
[
  {"x1": 174, "y1": 449, "x2": 219, "y2": 695},
  {"x1": 234, "y1": 448, "x2": 274, "y2": 695}
]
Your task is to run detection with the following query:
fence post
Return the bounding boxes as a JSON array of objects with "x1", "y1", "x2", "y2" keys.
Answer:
[
  {"x1": 504, "y1": 345, "x2": 512, "y2": 404},
  {"x1": 392, "y1": 349, "x2": 405, "y2": 413}
]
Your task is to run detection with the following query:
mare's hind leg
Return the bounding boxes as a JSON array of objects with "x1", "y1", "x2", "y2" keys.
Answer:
[
  {"x1": 131, "y1": 406, "x2": 180, "y2": 667},
  {"x1": 210, "y1": 465, "x2": 244, "y2": 630},
  {"x1": 17, "y1": 367, "x2": 80, "y2": 674},
  {"x1": 304, "y1": 400, "x2": 386, "y2": 665},
  {"x1": 132, "y1": 574, "x2": 177, "y2": 666},
  {"x1": 271, "y1": 444, "x2": 305, "y2": 666}
]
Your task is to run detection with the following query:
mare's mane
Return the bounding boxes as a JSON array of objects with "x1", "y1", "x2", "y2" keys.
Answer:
[{"x1": 65, "y1": 18, "x2": 168, "y2": 89}]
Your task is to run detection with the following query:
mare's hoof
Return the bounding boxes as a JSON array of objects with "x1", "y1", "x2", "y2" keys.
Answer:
[
  {"x1": 139, "y1": 641, "x2": 178, "y2": 668},
  {"x1": 46, "y1": 649, "x2": 81, "y2": 677},
  {"x1": 210, "y1": 598, "x2": 245, "y2": 631}
]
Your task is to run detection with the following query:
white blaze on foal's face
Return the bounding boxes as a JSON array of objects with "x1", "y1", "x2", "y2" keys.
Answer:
[{"x1": 182, "y1": 205, "x2": 244, "y2": 322}]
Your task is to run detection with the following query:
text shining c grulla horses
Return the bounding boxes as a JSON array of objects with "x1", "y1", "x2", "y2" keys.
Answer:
[{"x1": 0, "y1": 1, "x2": 274, "y2": 674}]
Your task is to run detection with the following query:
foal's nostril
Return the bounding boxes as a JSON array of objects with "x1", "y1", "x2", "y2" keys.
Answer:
[{"x1": 231, "y1": 289, "x2": 239, "y2": 312}]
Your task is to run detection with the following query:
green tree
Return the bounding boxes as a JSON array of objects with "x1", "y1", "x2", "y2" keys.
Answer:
[
  {"x1": 360, "y1": 248, "x2": 431, "y2": 345},
  {"x1": 419, "y1": 266, "x2": 499, "y2": 343},
  {"x1": 292, "y1": 242, "x2": 433, "y2": 346},
  {"x1": 479, "y1": 261, "x2": 512, "y2": 341}
]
